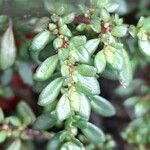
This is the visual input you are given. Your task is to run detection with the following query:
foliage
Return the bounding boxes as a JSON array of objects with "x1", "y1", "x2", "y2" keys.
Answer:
[{"x1": 0, "y1": 0, "x2": 150, "y2": 149}]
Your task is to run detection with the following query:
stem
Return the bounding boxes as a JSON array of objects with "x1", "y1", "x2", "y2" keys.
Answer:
[{"x1": 0, "y1": 124, "x2": 51, "y2": 140}]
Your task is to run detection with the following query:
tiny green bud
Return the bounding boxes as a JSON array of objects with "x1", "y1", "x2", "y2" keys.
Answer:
[
  {"x1": 49, "y1": 23, "x2": 57, "y2": 31},
  {"x1": 53, "y1": 37, "x2": 64, "y2": 50}
]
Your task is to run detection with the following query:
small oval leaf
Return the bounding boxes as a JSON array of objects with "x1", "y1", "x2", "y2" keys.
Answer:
[
  {"x1": 90, "y1": 95, "x2": 116, "y2": 117},
  {"x1": 0, "y1": 20, "x2": 16, "y2": 70},
  {"x1": 17, "y1": 101, "x2": 36, "y2": 125},
  {"x1": 33, "y1": 112, "x2": 57, "y2": 130},
  {"x1": 138, "y1": 40, "x2": 150, "y2": 56},
  {"x1": 75, "y1": 74, "x2": 100, "y2": 96},
  {"x1": 30, "y1": 30, "x2": 51, "y2": 51},
  {"x1": 77, "y1": 64, "x2": 97, "y2": 77},
  {"x1": 56, "y1": 94, "x2": 71, "y2": 121},
  {"x1": 34, "y1": 55, "x2": 59, "y2": 81},
  {"x1": 111, "y1": 25, "x2": 127, "y2": 37},
  {"x1": 85, "y1": 38, "x2": 100, "y2": 54},
  {"x1": 119, "y1": 49, "x2": 132, "y2": 87},
  {"x1": 94, "y1": 51, "x2": 106, "y2": 74},
  {"x1": 81, "y1": 122, "x2": 105, "y2": 144},
  {"x1": 38, "y1": 78, "x2": 63, "y2": 106}
]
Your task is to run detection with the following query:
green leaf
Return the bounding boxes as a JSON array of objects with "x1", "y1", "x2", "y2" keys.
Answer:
[
  {"x1": 33, "y1": 112, "x2": 57, "y2": 130},
  {"x1": 70, "y1": 36, "x2": 87, "y2": 47},
  {"x1": 56, "y1": 94, "x2": 71, "y2": 121},
  {"x1": 47, "y1": 131, "x2": 69, "y2": 150},
  {"x1": 34, "y1": 17, "x2": 50, "y2": 32},
  {"x1": 0, "y1": 108, "x2": 4, "y2": 122},
  {"x1": 106, "y1": 3, "x2": 119, "y2": 12},
  {"x1": 0, "y1": 131, "x2": 7, "y2": 143},
  {"x1": 0, "y1": 69, "x2": 13, "y2": 86},
  {"x1": 75, "y1": 74, "x2": 100, "y2": 96},
  {"x1": 91, "y1": 17, "x2": 101, "y2": 33},
  {"x1": 5, "y1": 116, "x2": 21, "y2": 127},
  {"x1": 100, "y1": 8, "x2": 110, "y2": 22},
  {"x1": 75, "y1": 46, "x2": 91, "y2": 64},
  {"x1": 59, "y1": 24, "x2": 72, "y2": 37},
  {"x1": 17, "y1": 101, "x2": 36, "y2": 125},
  {"x1": 38, "y1": 78, "x2": 63, "y2": 106},
  {"x1": 45, "y1": 0, "x2": 75, "y2": 16},
  {"x1": 85, "y1": 38, "x2": 100, "y2": 54},
  {"x1": 138, "y1": 17, "x2": 150, "y2": 32},
  {"x1": 90, "y1": 95, "x2": 116, "y2": 117},
  {"x1": 62, "y1": 13, "x2": 75, "y2": 24},
  {"x1": 34, "y1": 55, "x2": 59, "y2": 81},
  {"x1": 60, "y1": 141, "x2": 85, "y2": 150},
  {"x1": 7, "y1": 139, "x2": 21, "y2": 150},
  {"x1": 138, "y1": 40, "x2": 150, "y2": 56},
  {"x1": 17, "y1": 61, "x2": 33, "y2": 85},
  {"x1": 30, "y1": 30, "x2": 51, "y2": 51},
  {"x1": 94, "y1": 51, "x2": 106, "y2": 74},
  {"x1": 124, "y1": 96, "x2": 139, "y2": 108},
  {"x1": 105, "y1": 50, "x2": 124, "y2": 71},
  {"x1": 134, "y1": 103, "x2": 147, "y2": 117},
  {"x1": 96, "y1": 0, "x2": 108, "y2": 8},
  {"x1": 58, "y1": 48, "x2": 69, "y2": 60},
  {"x1": 119, "y1": 49, "x2": 132, "y2": 87},
  {"x1": 111, "y1": 25, "x2": 128, "y2": 37},
  {"x1": 69, "y1": 91, "x2": 90, "y2": 119},
  {"x1": 77, "y1": 65, "x2": 97, "y2": 77},
  {"x1": 0, "y1": 20, "x2": 16, "y2": 69},
  {"x1": 81, "y1": 122, "x2": 105, "y2": 144},
  {"x1": 78, "y1": 93, "x2": 91, "y2": 119}
]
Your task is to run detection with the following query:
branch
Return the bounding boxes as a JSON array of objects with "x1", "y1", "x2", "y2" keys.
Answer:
[{"x1": 0, "y1": 124, "x2": 51, "y2": 140}]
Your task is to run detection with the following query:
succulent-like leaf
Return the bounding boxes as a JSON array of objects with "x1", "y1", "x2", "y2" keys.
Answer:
[
  {"x1": 85, "y1": 38, "x2": 100, "y2": 54},
  {"x1": 30, "y1": 30, "x2": 51, "y2": 51},
  {"x1": 111, "y1": 25, "x2": 128, "y2": 37},
  {"x1": 59, "y1": 25, "x2": 72, "y2": 37},
  {"x1": 0, "y1": 20, "x2": 16, "y2": 69},
  {"x1": 77, "y1": 64, "x2": 97, "y2": 77},
  {"x1": 94, "y1": 51, "x2": 106, "y2": 74},
  {"x1": 34, "y1": 55, "x2": 59, "y2": 81},
  {"x1": 119, "y1": 49, "x2": 132, "y2": 87},
  {"x1": 17, "y1": 101, "x2": 36, "y2": 125},
  {"x1": 38, "y1": 78, "x2": 63, "y2": 106},
  {"x1": 56, "y1": 94, "x2": 71, "y2": 121},
  {"x1": 81, "y1": 122, "x2": 105, "y2": 144},
  {"x1": 75, "y1": 74, "x2": 100, "y2": 96},
  {"x1": 138, "y1": 40, "x2": 150, "y2": 56},
  {"x1": 90, "y1": 95, "x2": 116, "y2": 117},
  {"x1": 33, "y1": 112, "x2": 57, "y2": 130},
  {"x1": 91, "y1": 17, "x2": 101, "y2": 33},
  {"x1": 78, "y1": 93, "x2": 91, "y2": 119},
  {"x1": 70, "y1": 36, "x2": 87, "y2": 47},
  {"x1": 75, "y1": 46, "x2": 91, "y2": 64}
]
